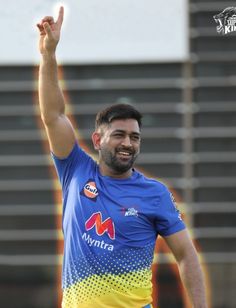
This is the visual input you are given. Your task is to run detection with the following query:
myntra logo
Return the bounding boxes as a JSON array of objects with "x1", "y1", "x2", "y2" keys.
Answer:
[{"x1": 85, "y1": 212, "x2": 115, "y2": 240}]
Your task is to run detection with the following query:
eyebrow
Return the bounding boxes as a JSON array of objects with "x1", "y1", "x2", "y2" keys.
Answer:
[{"x1": 111, "y1": 129, "x2": 141, "y2": 136}]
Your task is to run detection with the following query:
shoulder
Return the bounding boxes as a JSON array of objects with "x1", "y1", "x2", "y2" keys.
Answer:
[
  {"x1": 52, "y1": 142, "x2": 97, "y2": 177},
  {"x1": 138, "y1": 171, "x2": 168, "y2": 191}
]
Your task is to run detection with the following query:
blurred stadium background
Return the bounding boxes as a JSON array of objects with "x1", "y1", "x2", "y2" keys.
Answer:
[{"x1": 0, "y1": 0, "x2": 236, "y2": 307}]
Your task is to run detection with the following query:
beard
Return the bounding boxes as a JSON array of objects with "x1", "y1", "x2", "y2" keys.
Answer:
[{"x1": 100, "y1": 146, "x2": 139, "y2": 174}]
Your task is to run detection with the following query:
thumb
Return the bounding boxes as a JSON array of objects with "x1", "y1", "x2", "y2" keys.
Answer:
[{"x1": 43, "y1": 22, "x2": 53, "y2": 38}]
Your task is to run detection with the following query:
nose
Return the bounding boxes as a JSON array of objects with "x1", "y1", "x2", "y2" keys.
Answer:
[{"x1": 121, "y1": 135, "x2": 132, "y2": 147}]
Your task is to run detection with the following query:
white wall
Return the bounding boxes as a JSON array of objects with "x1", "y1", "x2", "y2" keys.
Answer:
[{"x1": 0, "y1": 0, "x2": 189, "y2": 64}]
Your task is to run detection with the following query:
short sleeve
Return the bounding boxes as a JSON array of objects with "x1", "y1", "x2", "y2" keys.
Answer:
[
  {"x1": 155, "y1": 188, "x2": 186, "y2": 237},
  {"x1": 51, "y1": 143, "x2": 91, "y2": 196}
]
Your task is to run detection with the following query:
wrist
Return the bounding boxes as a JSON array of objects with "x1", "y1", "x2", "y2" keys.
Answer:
[{"x1": 40, "y1": 51, "x2": 57, "y2": 62}]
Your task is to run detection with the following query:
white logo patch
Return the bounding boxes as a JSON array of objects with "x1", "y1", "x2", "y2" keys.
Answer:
[
  {"x1": 214, "y1": 7, "x2": 236, "y2": 35},
  {"x1": 124, "y1": 207, "x2": 138, "y2": 217}
]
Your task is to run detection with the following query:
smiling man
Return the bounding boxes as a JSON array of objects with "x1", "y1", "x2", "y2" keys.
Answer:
[
  {"x1": 37, "y1": 7, "x2": 207, "y2": 308},
  {"x1": 93, "y1": 113, "x2": 141, "y2": 178}
]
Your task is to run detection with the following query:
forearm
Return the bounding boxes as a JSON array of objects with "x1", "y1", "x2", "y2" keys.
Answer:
[
  {"x1": 39, "y1": 53, "x2": 65, "y2": 125},
  {"x1": 178, "y1": 249, "x2": 207, "y2": 308}
]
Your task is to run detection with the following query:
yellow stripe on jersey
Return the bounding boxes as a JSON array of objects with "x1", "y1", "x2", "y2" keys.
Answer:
[{"x1": 62, "y1": 269, "x2": 152, "y2": 308}]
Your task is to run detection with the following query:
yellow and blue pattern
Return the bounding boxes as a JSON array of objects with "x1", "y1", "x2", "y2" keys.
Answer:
[{"x1": 52, "y1": 144, "x2": 185, "y2": 307}]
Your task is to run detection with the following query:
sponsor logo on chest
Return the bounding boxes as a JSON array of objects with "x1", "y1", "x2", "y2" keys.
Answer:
[
  {"x1": 80, "y1": 179, "x2": 99, "y2": 201},
  {"x1": 82, "y1": 212, "x2": 115, "y2": 251}
]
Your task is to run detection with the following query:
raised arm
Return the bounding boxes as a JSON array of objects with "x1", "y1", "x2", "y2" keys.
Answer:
[
  {"x1": 164, "y1": 229, "x2": 208, "y2": 308},
  {"x1": 37, "y1": 6, "x2": 76, "y2": 158}
]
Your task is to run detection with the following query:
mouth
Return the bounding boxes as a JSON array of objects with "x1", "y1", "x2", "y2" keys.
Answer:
[
  {"x1": 116, "y1": 150, "x2": 133, "y2": 159},
  {"x1": 214, "y1": 18, "x2": 223, "y2": 31}
]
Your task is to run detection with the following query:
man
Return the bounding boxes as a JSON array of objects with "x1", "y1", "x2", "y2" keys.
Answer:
[{"x1": 37, "y1": 7, "x2": 207, "y2": 308}]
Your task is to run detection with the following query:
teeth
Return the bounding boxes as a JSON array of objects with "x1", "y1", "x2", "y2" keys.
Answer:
[{"x1": 118, "y1": 151, "x2": 131, "y2": 156}]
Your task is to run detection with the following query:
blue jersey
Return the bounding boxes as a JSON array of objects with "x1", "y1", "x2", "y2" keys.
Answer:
[{"x1": 52, "y1": 143, "x2": 185, "y2": 308}]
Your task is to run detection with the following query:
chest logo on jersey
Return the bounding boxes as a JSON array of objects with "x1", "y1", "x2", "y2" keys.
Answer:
[
  {"x1": 85, "y1": 212, "x2": 115, "y2": 240},
  {"x1": 121, "y1": 207, "x2": 139, "y2": 217},
  {"x1": 80, "y1": 179, "x2": 99, "y2": 201}
]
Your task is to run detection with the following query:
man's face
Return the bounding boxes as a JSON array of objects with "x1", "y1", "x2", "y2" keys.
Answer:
[{"x1": 97, "y1": 119, "x2": 141, "y2": 174}]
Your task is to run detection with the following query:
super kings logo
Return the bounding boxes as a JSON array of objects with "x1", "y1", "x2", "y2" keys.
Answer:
[
  {"x1": 214, "y1": 7, "x2": 236, "y2": 35},
  {"x1": 85, "y1": 212, "x2": 115, "y2": 240},
  {"x1": 80, "y1": 179, "x2": 99, "y2": 201}
]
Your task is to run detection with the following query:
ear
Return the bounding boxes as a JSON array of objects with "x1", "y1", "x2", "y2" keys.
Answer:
[{"x1": 92, "y1": 131, "x2": 101, "y2": 151}]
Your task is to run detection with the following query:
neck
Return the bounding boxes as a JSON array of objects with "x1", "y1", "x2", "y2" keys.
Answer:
[{"x1": 99, "y1": 161, "x2": 133, "y2": 179}]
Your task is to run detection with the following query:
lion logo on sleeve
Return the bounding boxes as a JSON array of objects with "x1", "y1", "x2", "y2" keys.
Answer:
[{"x1": 213, "y1": 7, "x2": 236, "y2": 35}]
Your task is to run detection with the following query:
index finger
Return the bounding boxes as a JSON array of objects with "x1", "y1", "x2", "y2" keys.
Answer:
[{"x1": 56, "y1": 6, "x2": 64, "y2": 27}]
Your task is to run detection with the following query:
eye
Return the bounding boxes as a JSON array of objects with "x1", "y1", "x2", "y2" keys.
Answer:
[
  {"x1": 131, "y1": 135, "x2": 140, "y2": 141},
  {"x1": 113, "y1": 133, "x2": 124, "y2": 138}
]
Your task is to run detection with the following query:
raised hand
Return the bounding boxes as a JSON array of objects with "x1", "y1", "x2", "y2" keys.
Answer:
[{"x1": 37, "y1": 6, "x2": 64, "y2": 55}]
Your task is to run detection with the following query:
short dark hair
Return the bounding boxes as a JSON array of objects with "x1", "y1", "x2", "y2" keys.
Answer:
[{"x1": 95, "y1": 104, "x2": 142, "y2": 130}]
